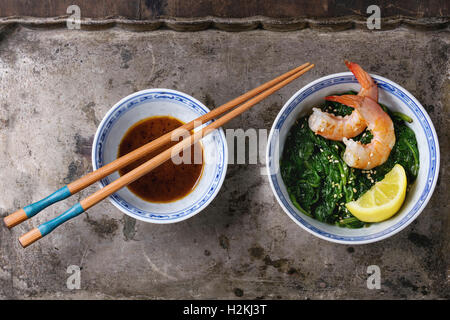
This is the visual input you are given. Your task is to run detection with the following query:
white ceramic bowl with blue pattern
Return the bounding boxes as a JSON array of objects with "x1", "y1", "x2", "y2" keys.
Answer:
[
  {"x1": 266, "y1": 73, "x2": 440, "y2": 244},
  {"x1": 92, "y1": 89, "x2": 228, "y2": 224}
]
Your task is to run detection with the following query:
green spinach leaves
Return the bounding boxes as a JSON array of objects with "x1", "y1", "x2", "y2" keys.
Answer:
[{"x1": 280, "y1": 95, "x2": 419, "y2": 228}]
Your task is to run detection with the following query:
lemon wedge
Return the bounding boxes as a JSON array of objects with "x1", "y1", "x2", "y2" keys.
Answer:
[{"x1": 345, "y1": 164, "x2": 407, "y2": 222}]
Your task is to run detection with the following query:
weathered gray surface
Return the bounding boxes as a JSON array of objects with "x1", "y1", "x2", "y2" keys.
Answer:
[{"x1": 0, "y1": 25, "x2": 448, "y2": 299}]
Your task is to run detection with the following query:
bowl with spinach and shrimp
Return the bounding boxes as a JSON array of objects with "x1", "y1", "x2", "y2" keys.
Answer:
[{"x1": 266, "y1": 72, "x2": 439, "y2": 244}]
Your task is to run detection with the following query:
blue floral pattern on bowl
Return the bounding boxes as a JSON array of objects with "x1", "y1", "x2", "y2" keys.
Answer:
[{"x1": 93, "y1": 89, "x2": 227, "y2": 222}]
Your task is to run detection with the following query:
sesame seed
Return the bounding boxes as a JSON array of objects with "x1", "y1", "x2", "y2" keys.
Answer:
[{"x1": 353, "y1": 188, "x2": 357, "y2": 192}]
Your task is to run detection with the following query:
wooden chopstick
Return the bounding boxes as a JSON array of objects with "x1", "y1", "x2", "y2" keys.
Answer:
[
  {"x1": 4, "y1": 63, "x2": 311, "y2": 229},
  {"x1": 18, "y1": 63, "x2": 314, "y2": 248}
]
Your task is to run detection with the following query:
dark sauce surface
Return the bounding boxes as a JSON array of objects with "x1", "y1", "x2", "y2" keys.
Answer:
[{"x1": 118, "y1": 116, "x2": 203, "y2": 203}]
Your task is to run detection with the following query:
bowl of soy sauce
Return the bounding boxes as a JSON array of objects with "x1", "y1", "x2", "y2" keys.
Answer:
[{"x1": 92, "y1": 89, "x2": 228, "y2": 223}]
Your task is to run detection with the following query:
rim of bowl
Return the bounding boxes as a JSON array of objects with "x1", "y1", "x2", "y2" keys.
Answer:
[
  {"x1": 92, "y1": 88, "x2": 228, "y2": 224},
  {"x1": 266, "y1": 72, "x2": 440, "y2": 244}
]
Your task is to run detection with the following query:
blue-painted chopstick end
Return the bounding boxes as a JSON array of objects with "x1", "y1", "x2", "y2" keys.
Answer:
[
  {"x1": 23, "y1": 185, "x2": 72, "y2": 218},
  {"x1": 38, "y1": 202, "x2": 84, "y2": 236}
]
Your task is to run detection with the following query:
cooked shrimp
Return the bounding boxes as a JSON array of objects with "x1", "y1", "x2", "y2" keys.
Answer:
[
  {"x1": 345, "y1": 60, "x2": 378, "y2": 101},
  {"x1": 308, "y1": 61, "x2": 377, "y2": 141},
  {"x1": 308, "y1": 107, "x2": 366, "y2": 141},
  {"x1": 324, "y1": 95, "x2": 395, "y2": 170}
]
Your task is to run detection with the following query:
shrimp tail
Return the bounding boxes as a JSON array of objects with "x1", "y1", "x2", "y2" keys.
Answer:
[
  {"x1": 344, "y1": 60, "x2": 378, "y2": 101},
  {"x1": 324, "y1": 95, "x2": 364, "y2": 110}
]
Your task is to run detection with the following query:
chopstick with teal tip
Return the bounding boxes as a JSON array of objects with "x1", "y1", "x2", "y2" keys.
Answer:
[
  {"x1": 19, "y1": 203, "x2": 85, "y2": 247},
  {"x1": 4, "y1": 186, "x2": 72, "y2": 228},
  {"x1": 3, "y1": 62, "x2": 312, "y2": 230}
]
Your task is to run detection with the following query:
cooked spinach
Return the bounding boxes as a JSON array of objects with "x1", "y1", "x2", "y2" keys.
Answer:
[{"x1": 280, "y1": 93, "x2": 419, "y2": 228}]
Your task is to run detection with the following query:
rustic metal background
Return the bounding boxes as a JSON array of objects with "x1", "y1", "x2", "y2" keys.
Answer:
[{"x1": 0, "y1": 1, "x2": 448, "y2": 299}]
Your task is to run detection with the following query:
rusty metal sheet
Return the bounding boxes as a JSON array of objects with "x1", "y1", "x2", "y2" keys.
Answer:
[{"x1": 0, "y1": 23, "x2": 448, "y2": 299}]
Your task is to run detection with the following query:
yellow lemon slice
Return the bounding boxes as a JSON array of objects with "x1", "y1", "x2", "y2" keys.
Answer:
[{"x1": 345, "y1": 164, "x2": 407, "y2": 222}]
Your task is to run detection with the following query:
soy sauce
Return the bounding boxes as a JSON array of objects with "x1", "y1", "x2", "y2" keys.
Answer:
[{"x1": 118, "y1": 116, "x2": 203, "y2": 203}]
